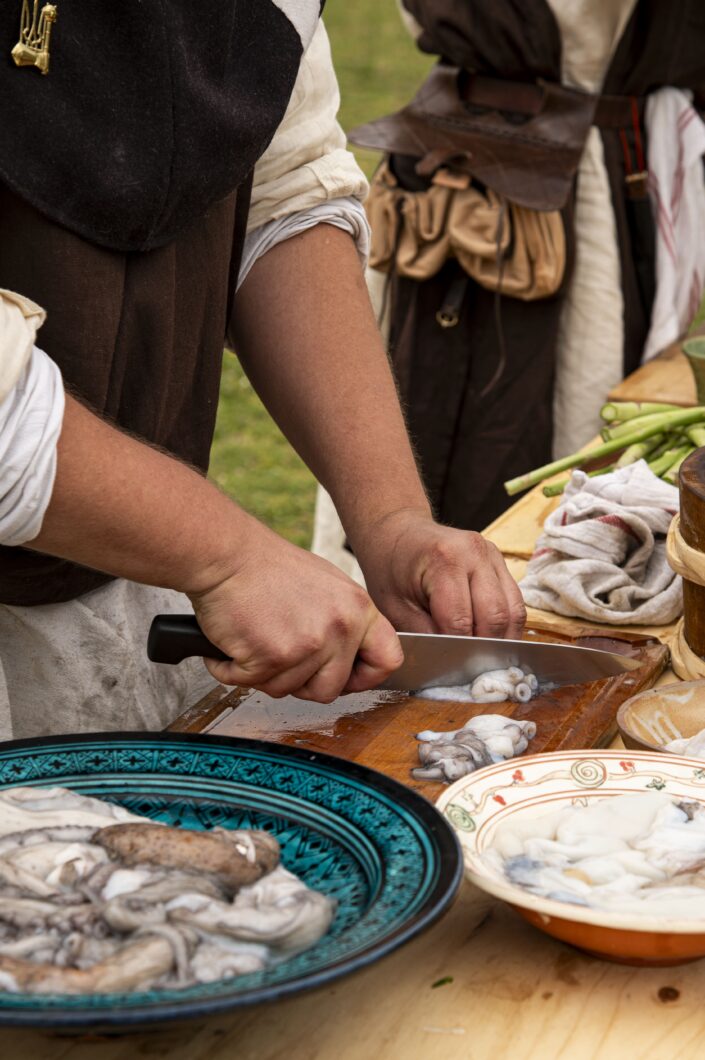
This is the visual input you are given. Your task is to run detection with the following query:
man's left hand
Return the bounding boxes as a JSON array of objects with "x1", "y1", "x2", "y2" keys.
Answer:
[{"x1": 354, "y1": 509, "x2": 526, "y2": 640}]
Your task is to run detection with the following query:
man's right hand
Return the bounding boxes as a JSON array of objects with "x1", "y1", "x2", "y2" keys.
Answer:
[
  {"x1": 29, "y1": 396, "x2": 401, "y2": 703},
  {"x1": 188, "y1": 521, "x2": 403, "y2": 702},
  {"x1": 29, "y1": 395, "x2": 403, "y2": 702}
]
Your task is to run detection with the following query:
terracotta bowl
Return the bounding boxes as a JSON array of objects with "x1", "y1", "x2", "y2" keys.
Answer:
[
  {"x1": 617, "y1": 680, "x2": 705, "y2": 754},
  {"x1": 436, "y1": 749, "x2": 705, "y2": 966}
]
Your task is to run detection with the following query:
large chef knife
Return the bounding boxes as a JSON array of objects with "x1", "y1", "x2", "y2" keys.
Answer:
[{"x1": 147, "y1": 615, "x2": 641, "y2": 691}]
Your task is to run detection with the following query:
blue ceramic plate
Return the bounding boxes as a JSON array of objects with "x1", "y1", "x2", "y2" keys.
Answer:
[{"x1": 0, "y1": 732, "x2": 462, "y2": 1029}]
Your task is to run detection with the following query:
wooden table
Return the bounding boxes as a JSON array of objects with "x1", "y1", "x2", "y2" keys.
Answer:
[
  {"x1": 607, "y1": 340, "x2": 696, "y2": 407},
  {"x1": 6, "y1": 346, "x2": 704, "y2": 1060}
]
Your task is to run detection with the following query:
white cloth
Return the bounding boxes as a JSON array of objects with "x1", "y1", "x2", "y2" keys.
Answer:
[
  {"x1": 269, "y1": 0, "x2": 319, "y2": 49},
  {"x1": 520, "y1": 461, "x2": 683, "y2": 625},
  {"x1": 239, "y1": 197, "x2": 370, "y2": 289},
  {"x1": 552, "y1": 128, "x2": 625, "y2": 458},
  {"x1": 0, "y1": 345, "x2": 64, "y2": 546},
  {"x1": 547, "y1": 0, "x2": 637, "y2": 95},
  {"x1": 0, "y1": 580, "x2": 217, "y2": 741},
  {"x1": 310, "y1": 485, "x2": 365, "y2": 585},
  {"x1": 642, "y1": 89, "x2": 705, "y2": 361},
  {"x1": 546, "y1": 0, "x2": 637, "y2": 458}
]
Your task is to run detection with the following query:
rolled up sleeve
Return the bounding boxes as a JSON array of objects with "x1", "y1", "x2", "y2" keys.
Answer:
[
  {"x1": 0, "y1": 289, "x2": 64, "y2": 546},
  {"x1": 248, "y1": 20, "x2": 369, "y2": 232},
  {"x1": 0, "y1": 289, "x2": 46, "y2": 404}
]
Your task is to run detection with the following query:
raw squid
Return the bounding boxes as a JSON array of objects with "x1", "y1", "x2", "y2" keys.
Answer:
[
  {"x1": 485, "y1": 792, "x2": 705, "y2": 916},
  {"x1": 418, "y1": 667, "x2": 539, "y2": 705},
  {"x1": 0, "y1": 787, "x2": 334, "y2": 995},
  {"x1": 412, "y1": 714, "x2": 537, "y2": 783}
]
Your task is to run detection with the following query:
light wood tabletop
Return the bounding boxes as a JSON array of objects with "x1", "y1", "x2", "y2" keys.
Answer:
[
  {"x1": 4, "y1": 345, "x2": 701, "y2": 1060},
  {"x1": 607, "y1": 340, "x2": 696, "y2": 408}
]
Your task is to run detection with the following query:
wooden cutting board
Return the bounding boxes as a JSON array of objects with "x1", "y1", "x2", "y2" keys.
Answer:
[
  {"x1": 607, "y1": 340, "x2": 696, "y2": 407},
  {"x1": 168, "y1": 627, "x2": 669, "y2": 801}
]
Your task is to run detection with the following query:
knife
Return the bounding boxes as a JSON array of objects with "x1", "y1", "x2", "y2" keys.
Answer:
[{"x1": 147, "y1": 614, "x2": 641, "y2": 691}]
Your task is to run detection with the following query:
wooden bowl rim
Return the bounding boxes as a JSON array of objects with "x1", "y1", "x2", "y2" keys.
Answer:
[{"x1": 616, "y1": 679, "x2": 705, "y2": 753}]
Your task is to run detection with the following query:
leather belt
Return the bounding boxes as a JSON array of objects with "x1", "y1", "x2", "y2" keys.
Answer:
[{"x1": 461, "y1": 72, "x2": 644, "y2": 129}]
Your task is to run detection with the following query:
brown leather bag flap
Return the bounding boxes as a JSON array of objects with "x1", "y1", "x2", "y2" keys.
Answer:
[{"x1": 349, "y1": 65, "x2": 597, "y2": 212}]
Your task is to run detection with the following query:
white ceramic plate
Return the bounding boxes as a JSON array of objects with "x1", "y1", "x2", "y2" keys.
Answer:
[{"x1": 436, "y1": 749, "x2": 705, "y2": 963}]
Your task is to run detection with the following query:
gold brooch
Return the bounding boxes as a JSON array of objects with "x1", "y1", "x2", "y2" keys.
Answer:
[{"x1": 11, "y1": 0, "x2": 58, "y2": 75}]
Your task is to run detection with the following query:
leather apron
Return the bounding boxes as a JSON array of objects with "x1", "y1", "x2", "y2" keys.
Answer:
[{"x1": 0, "y1": 177, "x2": 252, "y2": 605}]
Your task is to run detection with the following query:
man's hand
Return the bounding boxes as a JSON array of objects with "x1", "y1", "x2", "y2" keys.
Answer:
[
  {"x1": 233, "y1": 226, "x2": 525, "y2": 646},
  {"x1": 30, "y1": 395, "x2": 402, "y2": 704},
  {"x1": 353, "y1": 509, "x2": 526, "y2": 640},
  {"x1": 189, "y1": 522, "x2": 403, "y2": 701}
]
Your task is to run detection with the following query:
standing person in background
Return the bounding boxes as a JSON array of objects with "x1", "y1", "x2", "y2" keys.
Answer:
[
  {"x1": 314, "y1": 0, "x2": 705, "y2": 551},
  {"x1": 0, "y1": 5, "x2": 525, "y2": 741}
]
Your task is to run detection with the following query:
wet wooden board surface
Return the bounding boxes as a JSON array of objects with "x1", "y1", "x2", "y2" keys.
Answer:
[{"x1": 168, "y1": 627, "x2": 669, "y2": 800}]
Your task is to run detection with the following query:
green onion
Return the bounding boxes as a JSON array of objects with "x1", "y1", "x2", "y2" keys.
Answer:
[
  {"x1": 504, "y1": 407, "x2": 705, "y2": 496},
  {"x1": 663, "y1": 447, "x2": 696, "y2": 485},
  {"x1": 600, "y1": 401, "x2": 681, "y2": 423},
  {"x1": 686, "y1": 424, "x2": 705, "y2": 448},
  {"x1": 648, "y1": 444, "x2": 693, "y2": 478},
  {"x1": 614, "y1": 433, "x2": 664, "y2": 468},
  {"x1": 542, "y1": 465, "x2": 616, "y2": 497},
  {"x1": 647, "y1": 437, "x2": 672, "y2": 462},
  {"x1": 601, "y1": 410, "x2": 705, "y2": 442}
]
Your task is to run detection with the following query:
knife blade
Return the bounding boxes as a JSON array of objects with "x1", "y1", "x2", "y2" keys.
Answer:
[
  {"x1": 376, "y1": 631, "x2": 640, "y2": 691},
  {"x1": 147, "y1": 615, "x2": 640, "y2": 691}
]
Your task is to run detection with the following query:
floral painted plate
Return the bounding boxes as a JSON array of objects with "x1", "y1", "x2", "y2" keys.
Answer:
[
  {"x1": 0, "y1": 732, "x2": 462, "y2": 1029},
  {"x1": 437, "y1": 749, "x2": 705, "y2": 965}
]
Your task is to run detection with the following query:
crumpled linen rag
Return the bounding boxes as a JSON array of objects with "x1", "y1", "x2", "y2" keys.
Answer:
[{"x1": 520, "y1": 461, "x2": 682, "y2": 625}]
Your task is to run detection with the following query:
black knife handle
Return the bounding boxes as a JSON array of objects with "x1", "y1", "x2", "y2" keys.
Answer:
[{"x1": 147, "y1": 614, "x2": 231, "y2": 665}]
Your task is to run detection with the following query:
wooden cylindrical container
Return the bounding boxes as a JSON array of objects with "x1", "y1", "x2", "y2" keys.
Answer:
[{"x1": 679, "y1": 449, "x2": 705, "y2": 659}]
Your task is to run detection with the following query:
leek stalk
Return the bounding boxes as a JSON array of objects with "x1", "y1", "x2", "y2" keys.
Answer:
[
  {"x1": 663, "y1": 447, "x2": 696, "y2": 485},
  {"x1": 542, "y1": 465, "x2": 616, "y2": 498},
  {"x1": 600, "y1": 401, "x2": 681, "y2": 423},
  {"x1": 504, "y1": 407, "x2": 705, "y2": 496}
]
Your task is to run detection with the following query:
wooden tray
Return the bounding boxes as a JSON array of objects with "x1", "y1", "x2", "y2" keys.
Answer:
[{"x1": 168, "y1": 628, "x2": 669, "y2": 800}]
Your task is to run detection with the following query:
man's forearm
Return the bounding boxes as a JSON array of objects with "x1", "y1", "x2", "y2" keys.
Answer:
[
  {"x1": 231, "y1": 224, "x2": 433, "y2": 548},
  {"x1": 30, "y1": 394, "x2": 255, "y2": 596}
]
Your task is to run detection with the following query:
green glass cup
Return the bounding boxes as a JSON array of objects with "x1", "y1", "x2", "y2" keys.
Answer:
[{"x1": 683, "y1": 336, "x2": 705, "y2": 405}]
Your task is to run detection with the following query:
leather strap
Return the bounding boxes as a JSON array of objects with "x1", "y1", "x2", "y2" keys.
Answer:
[{"x1": 461, "y1": 73, "x2": 643, "y2": 129}]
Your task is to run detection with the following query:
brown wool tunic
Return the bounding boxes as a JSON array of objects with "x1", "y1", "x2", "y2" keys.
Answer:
[{"x1": 0, "y1": 181, "x2": 251, "y2": 605}]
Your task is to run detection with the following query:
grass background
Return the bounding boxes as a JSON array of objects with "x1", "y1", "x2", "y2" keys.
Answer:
[{"x1": 209, "y1": 2, "x2": 431, "y2": 547}]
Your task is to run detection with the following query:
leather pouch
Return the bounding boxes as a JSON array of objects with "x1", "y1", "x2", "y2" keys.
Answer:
[{"x1": 367, "y1": 162, "x2": 566, "y2": 300}]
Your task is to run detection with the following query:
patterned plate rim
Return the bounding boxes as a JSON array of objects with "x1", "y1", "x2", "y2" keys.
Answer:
[
  {"x1": 436, "y1": 748, "x2": 705, "y2": 935},
  {"x1": 0, "y1": 731, "x2": 463, "y2": 1030}
]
